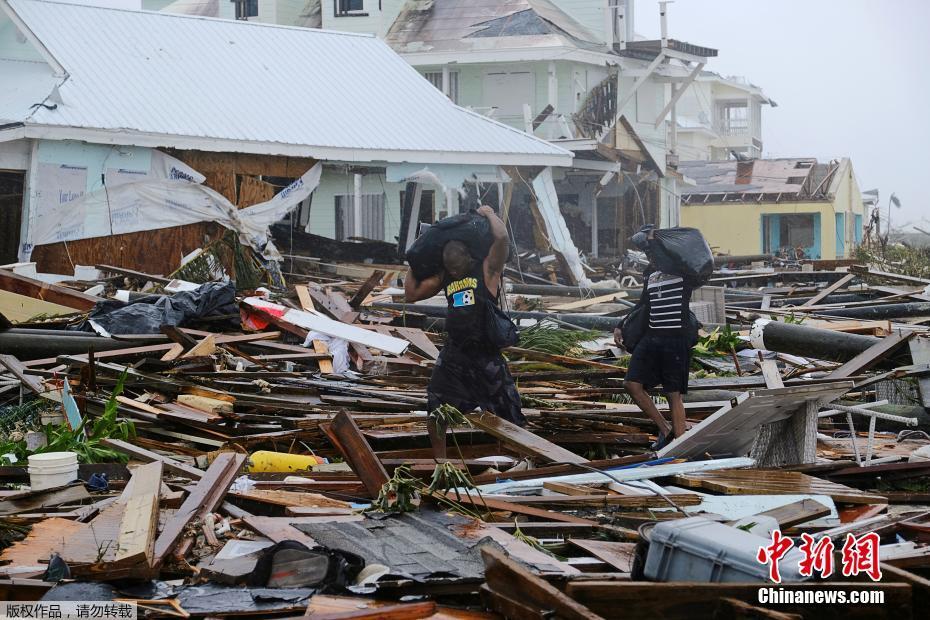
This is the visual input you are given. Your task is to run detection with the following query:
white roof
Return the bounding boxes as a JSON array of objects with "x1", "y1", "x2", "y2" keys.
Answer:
[{"x1": 0, "y1": 0, "x2": 571, "y2": 167}]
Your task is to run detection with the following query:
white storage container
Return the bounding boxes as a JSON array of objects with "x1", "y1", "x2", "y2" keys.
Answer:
[
  {"x1": 644, "y1": 516, "x2": 808, "y2": 583},
  {"x1": 28, "y1": 451, "x2": 79, "y2": 491}
]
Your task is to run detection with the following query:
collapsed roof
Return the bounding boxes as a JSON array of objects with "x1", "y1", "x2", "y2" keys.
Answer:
[{"x1": 679, "y1": 158, "x2": 849, "y2": 204}]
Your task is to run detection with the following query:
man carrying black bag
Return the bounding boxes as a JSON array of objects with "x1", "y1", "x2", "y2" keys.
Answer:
[
  {"x1": 615, "y1": 227, "x2": 701, "y2": 450},
  {"x1": 405, "y1": 205, "x2": 524, "y2": 458}
]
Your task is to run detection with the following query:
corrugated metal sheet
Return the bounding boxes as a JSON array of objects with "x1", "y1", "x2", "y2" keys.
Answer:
[{"x1": 5, "y1": 0, "x2": 571, "y2": 166}]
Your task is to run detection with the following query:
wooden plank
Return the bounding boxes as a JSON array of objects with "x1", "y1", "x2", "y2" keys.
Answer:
[
  {"x1": 349, "y1": 270, "x2": 386, "y2": 310},
  {"x1": 330, "y1": 411, "x2": 390, "y2": 498},
  {"x1": 543, "y1": 481, "x2": 607, "y2": 496},
  {"x1": 392, "y1": 327, "x2": 440, "y2": 360},
  {"x1": 566, "y1": 582, "x2": 911, "y2": 620},
  {"x1": 152, "y1": 453, "x2": 245, "y2": 564},
  {"x1": 241, "y1": 515, "x2": 319, "y2": 549},
  {"x1": 568, "y1": 539, "x2": 636, "y2": 572},
  {"x1": 800, "y1": 273, "x2": 857, "y2": 307},
  {"x1": 0, "y1": 355, "x2": 45, "y2": 393},
  {"x1": 0, "y1": 484, "x2": 90, "y2": 516},
  {"x1": 658, "y1": 382, "x2": 854, "y2": 460},
  {"x1": 0, "y1": 518, "x2": 84, "y2": 576},
  {"x1": 241, "y1": 298, "x2": 409, "y2": 355},
  {"x1": 180, "y1": 334, "x2": 216, "y2": 359},
  {"x1": 496, "y1": 494, "x2": 702, "y2": 509},
  {"x1": 230, "y1": 489, "x2": 350, "y2": 509},
  {"x1": 158, "y1": 343, "x2": 185, "y2": 362},
  {"x1": 674, "y1": 470, "x2": 887, "y2": 504},
  {"x1": 465, "y1": 411, "x2": 588, "y2": 464},
  {"x1": 0, "y1": 269, "x2": 99, "y2": 310},
  {"x1": 295, "y1": 285, "x2": 315, "y2": 312},
  {"x1": 114, "y1": 461, "x2": 162, "y2": 566},
  {"x1": 443, "y1": 493, "x2": 597, "y2": 525},
  {"x1": 481, "y1": 547, "x2": 605, "y2": 620},
  {"x1": 313, "y1": 339, "x2": 335, "y2": 374},
  {"x1": 748, "y1": 497, "x2": 832, "y2": 528},
  {"x1": 758, "y1": 359, "x2": 785, "y2": 389},
  {"x1": 94, "y1": 264, "x2": 171, "y2": 285},
  {"x1": 176, "y1": 394, "x2": 233, "y2": 415},
  {"x1": 549, "y1": 291, "x2": 629, "y2": 311},
  {"x1": 22, "y1": 331, "x2": 280, "y2": 367},
  {"x1": 826, "y1": 331, "x2": 914, "y2": 379},
  {"x1": 715, "y1": 598, "x2": 801, "y2": 620}
]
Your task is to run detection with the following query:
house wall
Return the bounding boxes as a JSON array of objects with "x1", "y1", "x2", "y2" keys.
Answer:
[
  {"x1": 417, "y1": 60, "x2": 586, "y2": 136},
  {"x1": 320, "y1": 0, "x2": 404, "y2": 35},
  {"x1": 680, "y1": 196, "x2": 864, "y2": 260},
  {"x1": 0, "y1": 139, "x2": 30, "y2": 171},
  {"x1": 549, "y1": 0, "x2": 607, "y2": 42},
  {"x1": 0, "y1": 14, "x2": 43, "y2": 62},
  {"x1": 828, "y1": 160, "x2": 865, "y2": 257},
  {"x1": 300, "y1": 168, "x2": 399, "y2": 241}
]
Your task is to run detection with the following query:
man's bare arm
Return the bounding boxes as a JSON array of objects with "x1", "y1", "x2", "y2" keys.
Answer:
[
  {"x1": 478, "y1": 205, "x2": 508, "y2": 295},
  {"x1": 404, "y1": 272, "x2": 443, "y2": 302}
]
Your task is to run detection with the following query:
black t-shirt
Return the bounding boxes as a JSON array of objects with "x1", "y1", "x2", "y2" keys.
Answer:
[{"x1": 442, "y1": 263, "x2": 494, "y2": 349}]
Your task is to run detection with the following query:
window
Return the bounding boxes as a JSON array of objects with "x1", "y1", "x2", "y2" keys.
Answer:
[
  {"x1": 424, "y1": 71, "x2": 459, "y2": 104},
  {"x1": 335, "y1": 0, "x2": 365, "y2": 16},
  {"x1": 234, "y1": 0, "x2": 258, "y2": 19},
  {"x1": 717, "y1": 101, "x2": 749, "y2": 135},
  {"x1": 335, "y1": 193, "x2": 385, "y2": 241}
]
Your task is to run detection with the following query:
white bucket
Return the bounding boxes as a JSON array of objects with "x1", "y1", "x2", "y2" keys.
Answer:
[{"x1": 27, "y1": 451, "x2": 79, "y2": 491}]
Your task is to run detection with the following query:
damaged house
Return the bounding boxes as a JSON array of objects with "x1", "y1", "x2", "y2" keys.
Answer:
[
  {"x1": 0, "y1": 0, "x2": 570, "y2": 279},
  {"x1": 679, "y1": 158, "x2": 866, "y2": 260},
  {"x1": 149, "y1": 0, "x2": 749, "y2": 260}
]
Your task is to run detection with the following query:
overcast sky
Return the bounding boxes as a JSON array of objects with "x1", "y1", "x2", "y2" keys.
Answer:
[{"x1": 635, "y1": 0, "x2": 930, "y2": 229}]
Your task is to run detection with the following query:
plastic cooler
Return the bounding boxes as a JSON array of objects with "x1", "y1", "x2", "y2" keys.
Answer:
[{"x1": 643, "y1": 517, "x2": 808, "y2": 583}]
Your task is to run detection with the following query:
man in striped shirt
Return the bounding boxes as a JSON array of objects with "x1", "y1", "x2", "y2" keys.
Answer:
[{"x1": 618, "y1": 252, "x2": 695, "y2": 449}]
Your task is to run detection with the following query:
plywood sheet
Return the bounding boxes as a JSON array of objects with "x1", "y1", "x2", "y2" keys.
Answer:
[
  {"x1": 658, "y1": 382, "x2": 854, "y2": 459},
  {"x1": 674, "y1": 470, "x2": 887, "y2": 505}
]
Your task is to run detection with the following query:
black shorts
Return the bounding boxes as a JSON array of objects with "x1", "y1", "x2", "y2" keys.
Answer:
[
  {"x1": 625, "y1": 331, "x2": 691, "y2": 394},
  {"x1": 427, "y1": 344, "x2": 526, "y2": 426}
]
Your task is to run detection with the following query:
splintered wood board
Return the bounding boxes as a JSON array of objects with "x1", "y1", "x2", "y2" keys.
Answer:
[
  {"x1": 657, "y1": 381, "x2": 854, "y2": 459},
  {"x1": 549, "y1": 291, "x2": 629, "y2": 311},
  {"x1": 673, "y1": 470, "x2": 887, "y2": 505},
  {"x1": 466, "y1": 412, "x2": 588, "y2": 464},
  {"x1": 0, "y1": 517, "x2": 84, "y2": 575},
  {"x1": 568, "y1": 539, "x2": 637, "y2": 572}
]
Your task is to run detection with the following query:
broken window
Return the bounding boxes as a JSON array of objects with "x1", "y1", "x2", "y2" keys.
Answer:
[
  {"x1": 762, "y1": 213, "x2": 820, "y2": 259},
  {"x1": 335, "y1": 193, "x2": 385, "y2": 241},
  {"x1": 424, "y1": 71, "x2": 459, "y2": 104},
  {"x1": 335, "y1": 0, "x2": 364, "y2": 16},
  {"x1": 717, "y1": 101, "x2": 749, "y2": 135}
]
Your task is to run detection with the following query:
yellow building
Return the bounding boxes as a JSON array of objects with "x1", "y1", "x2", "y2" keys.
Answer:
[{"x1": 679, "y1": 158, "x2": 864, "y2": 260}]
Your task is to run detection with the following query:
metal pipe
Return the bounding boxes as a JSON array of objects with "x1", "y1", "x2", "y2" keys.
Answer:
[
  {"x1": 749, "y1": 319, "x2": 882, "y2": 363},
  {"x1": 0, "y1": 329, "x2": 155, "y2": 360},
  {"x1": 726, "y1": 293, "x2": 869, "y2": 310},
  {"x1": 820, "y1": 402, "x2": 917, "y2": 427},
  {"x1": 376, "y1": 302, "x2": 625, "y2": 331},
  {"x1": 815, "y1": 302, "x2": 930, "y2": 320}
]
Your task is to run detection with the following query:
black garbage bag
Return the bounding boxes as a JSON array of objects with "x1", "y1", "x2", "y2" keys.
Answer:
[
  {"x1": 405, "y1": 211, "x2": 509, "y2": 281},
  {"x1": 71, "y1": 281, "x2": 239, "y2": 335},
  {"x1": 632, "y1": 226, "x2": 714, "y2": 285}
]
